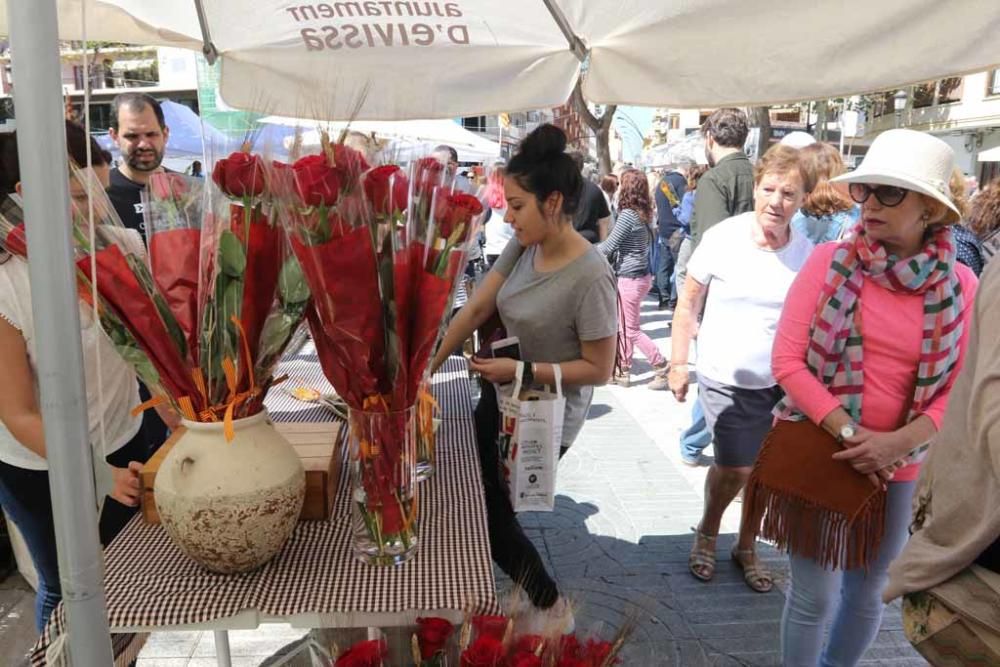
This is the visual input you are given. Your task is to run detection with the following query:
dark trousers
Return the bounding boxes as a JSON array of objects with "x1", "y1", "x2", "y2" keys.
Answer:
[
  {"x1": 654, "y1": 236, "x2": 676, "y2": 303},
  {"x1": 474, "y1": 381, "x2": 560, "y2": 609},
  {"x1": 0, "y1": 430, "x2": 147, "y2": 632},
  {"x1": 138, "y1": 381, "x2": 170, "y2": 458}
]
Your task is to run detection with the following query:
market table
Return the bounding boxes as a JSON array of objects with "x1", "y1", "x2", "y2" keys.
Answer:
[{"x1": 29, "y1": 347, "x2": 499, "y2": 666}]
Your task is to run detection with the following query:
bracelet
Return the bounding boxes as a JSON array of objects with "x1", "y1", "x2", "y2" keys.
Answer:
[{"x1": 670, "y1": 362, "x2": 690, "y2": 370}]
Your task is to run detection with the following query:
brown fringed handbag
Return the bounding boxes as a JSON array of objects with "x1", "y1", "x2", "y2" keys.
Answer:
[{"x1": 742, "y1": 419, "x2": 887, "y2": 571}]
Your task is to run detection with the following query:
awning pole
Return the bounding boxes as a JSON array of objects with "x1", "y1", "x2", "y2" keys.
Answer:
[
  {"x1": 541, "y1": 0, "x2": 587, "y2": 62},
  {"x1": 6, "y1": 0, "x2": 114, "y2": 663}
]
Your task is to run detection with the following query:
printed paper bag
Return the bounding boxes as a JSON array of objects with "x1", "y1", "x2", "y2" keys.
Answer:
[{"x1": 496, "y1": 363, "x2": 564, "y2": 512}]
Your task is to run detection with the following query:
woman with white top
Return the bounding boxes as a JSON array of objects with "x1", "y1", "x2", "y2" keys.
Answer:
[{"x1": 0, "y1": 122, "x2": 151, "y2": 631}]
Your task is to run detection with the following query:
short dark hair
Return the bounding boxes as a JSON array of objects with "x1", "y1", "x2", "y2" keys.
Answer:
[
  {"x1": 111, "y1": 92, "x2": 165, "y2": 131},
  {"x1": 702, "y1": 108, "x2": 749, "y2": 149},
  {"x1": 507, "y1": 124, "x2": 583, "y2": 218},
  {"x1": 1, "y1": 120, "x2": 111, "y2": 198},
  {"x1": 432, "y1": 144, "x2": 458, "y2": 163}
]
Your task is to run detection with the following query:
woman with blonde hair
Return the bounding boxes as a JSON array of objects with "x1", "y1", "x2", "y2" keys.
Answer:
[
  {"x1": 600, "y1": 168, "x2": 667, "y2": 387},
  {"x1": 946, "y1": 167, "x2": 986, "y2": 276},
  {"x1": 769, "y1": 129, "x2": 978, "y2": 665},
  {"x1": 791, "y1": 142, "x2": 859, "y2": 244}
]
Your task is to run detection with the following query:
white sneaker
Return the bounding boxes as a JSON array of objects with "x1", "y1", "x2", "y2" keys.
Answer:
[{"x1": 519, "y1": 596, "x2": 575, "y2": 636}]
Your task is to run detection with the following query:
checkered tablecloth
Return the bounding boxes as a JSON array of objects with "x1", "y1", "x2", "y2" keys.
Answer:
[{"x1": 30, "y1": 351, "x2": 497, "y2": 666}]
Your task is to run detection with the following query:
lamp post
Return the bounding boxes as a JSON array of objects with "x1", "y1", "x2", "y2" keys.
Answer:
[{"x1": 894, "y1": 90, "x2": 907, "y2": 128}]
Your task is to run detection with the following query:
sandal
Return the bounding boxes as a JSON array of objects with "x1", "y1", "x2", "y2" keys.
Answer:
[
  {"x1": 688, "y1": 529, "x2": 718, "y2": 582},
  {"x1": 731, "y1": 547, "x2": 774, "y2": 593}
]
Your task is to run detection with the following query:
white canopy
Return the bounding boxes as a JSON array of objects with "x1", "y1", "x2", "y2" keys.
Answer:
[
  {"x1": 2, "y1": 1, "x2": 1000, "y2": 120},
  {"x1": 258, "y1": 117, "x2": 502, "y2": 162},
  {"x1": 978, "y1": 145, "x2": 1000, "y2": 162},
  {"x1": 643, "y1": 133, "x2": 709, "y2": 168}
]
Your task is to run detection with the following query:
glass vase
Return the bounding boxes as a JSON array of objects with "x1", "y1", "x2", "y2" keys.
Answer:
[
  {"x1": 347, "y1": 405, "x2": 419, "y2": 566},
  {"x1": 415, "y1": 383, "x2": 437, "y2": 481}
]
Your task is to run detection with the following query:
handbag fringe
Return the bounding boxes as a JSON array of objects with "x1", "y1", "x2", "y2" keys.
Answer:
[{"x1": 743, "y1": 475, "x2": 887, "y2": 572}]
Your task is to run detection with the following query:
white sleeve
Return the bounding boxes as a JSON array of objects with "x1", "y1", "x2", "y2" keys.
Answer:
[{"x1": 686, "y1": 230, "x2": 715, "y2": 285}]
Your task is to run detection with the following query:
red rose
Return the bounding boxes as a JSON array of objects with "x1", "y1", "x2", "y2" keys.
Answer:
[
  {"x1": 334, "y1": 638, "x2": 387, "y2": 667},
  {"x1": 513, "y1": 635, "x2": 546, "y2": 656},
  {"x1": 413, "y1": 157, "x2": 445, "y2": 194},
  {"x1": 364, "y1": 165, "x2": 409, "y2": 218},
  {"x1": 433, "y1": 188, "x2": 484, "y2": 238},
  {"x1": 292, "y1": 154, "x2": 343, "y2": 208},
  {"x1": 416, "y1": 617, "x2": 454, "y2": 659},
  {"x1": 331, "y1": 143, "x2": 370, "y2": 190},
  {"x1": 510, "y1": 652, "x2": 544, "y2": 667},
  {"x1": 471, "y1": 615, "x2": 508, "y2": 642},
  {"x1": 149, "y1": 172, "x2": 189, "y2": 201},
  {"x1": 212, "y1": 151, "x2": 266, "y2": 198},
  {"x1": 459, "y1": 636, "x2": 504, "y2": 667},
  {"x1": 584, "y1": 639, "x2": 618, "y2": 665},
  {"x1": 267, "y1": 160, "x2": 297, "y2": 200},
  {"x1": 557, "y1": 635, "x2": 584, "y2": 664}
]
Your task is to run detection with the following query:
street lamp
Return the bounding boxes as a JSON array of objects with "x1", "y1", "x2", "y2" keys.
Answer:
[{"x1": 894, "y1": 90, "x2": 907, "y2": 128}]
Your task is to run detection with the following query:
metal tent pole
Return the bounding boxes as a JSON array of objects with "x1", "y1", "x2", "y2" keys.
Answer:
[{"x1": 6, "y1": 1, "x2": 114, "y2": 664}]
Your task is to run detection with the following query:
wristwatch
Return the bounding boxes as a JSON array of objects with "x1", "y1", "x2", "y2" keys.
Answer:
[{"x1": 836, "y1": 421, "x2": 858, "y2": 444}]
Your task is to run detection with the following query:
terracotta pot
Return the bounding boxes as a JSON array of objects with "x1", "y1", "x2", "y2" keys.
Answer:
[{"x1": 154, "y1": 411, "x2": 305, "y2": 573}]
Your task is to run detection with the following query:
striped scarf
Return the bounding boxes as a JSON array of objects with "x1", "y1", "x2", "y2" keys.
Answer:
[{"x1": 777, "y1": 223, "x2": 965, "y2": 464}]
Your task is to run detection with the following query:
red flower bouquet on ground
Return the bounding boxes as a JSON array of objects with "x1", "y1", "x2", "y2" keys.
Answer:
[
  {"x1": 335, "y1": 638, "x2": 388, "y2": 667},
  {"x1": 412, "y1": 616, "x2": 455, "y2": 666}
]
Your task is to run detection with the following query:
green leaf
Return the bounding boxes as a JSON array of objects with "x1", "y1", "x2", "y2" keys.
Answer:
[
  {"x1": 219, "y1": 230, "x2": 247, "y2": 277},
  {"x1": 222, "y1": 278, "x2": 243, "y2": 334},
  {"x1": 278, "y1": 256, "x2": 310, "y2": 304}
]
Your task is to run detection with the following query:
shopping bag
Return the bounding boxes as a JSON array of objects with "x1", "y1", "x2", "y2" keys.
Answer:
[{"x1": 495, "y1": 362, "x2": 564, "y2": 512}]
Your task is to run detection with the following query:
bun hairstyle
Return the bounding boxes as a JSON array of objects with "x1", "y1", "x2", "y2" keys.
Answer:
[{"x1": 506, "y1": 124, "x2": 583, "y2": 218}]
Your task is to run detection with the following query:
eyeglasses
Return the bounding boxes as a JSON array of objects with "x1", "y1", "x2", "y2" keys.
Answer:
[{"x1": 848, "y1": 183, "x2": 909, "y2": 207}]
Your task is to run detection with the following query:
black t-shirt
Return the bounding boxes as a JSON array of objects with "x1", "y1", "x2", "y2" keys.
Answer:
[
  {"x1": 573, "y1": 180, "x2": 611, "y2": 244},
  {"x1": 107, "y1": 167, "x2": 151, "y2": 240}
]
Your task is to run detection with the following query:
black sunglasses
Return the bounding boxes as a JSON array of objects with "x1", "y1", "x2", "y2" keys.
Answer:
[{"x1": 848, "y1": 183, "x2": 909, "y2": 207}]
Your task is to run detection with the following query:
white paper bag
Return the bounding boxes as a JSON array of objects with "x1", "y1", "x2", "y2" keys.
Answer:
[{"x1": 496, "y1": 363, "x2": 564, "y2": 512}]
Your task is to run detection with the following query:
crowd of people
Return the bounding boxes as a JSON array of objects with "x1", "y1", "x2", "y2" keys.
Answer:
[
  {"x1": 3, "y1": 94, "x2": 1000, "y2": 666},
  {"x1": 435, "y1": 108, "x2": 1000, "y2": 665}
]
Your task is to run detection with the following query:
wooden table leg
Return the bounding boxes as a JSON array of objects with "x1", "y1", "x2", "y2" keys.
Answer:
[{"x1": 214, "y1": 630, "x2": 233, "y2": 667}]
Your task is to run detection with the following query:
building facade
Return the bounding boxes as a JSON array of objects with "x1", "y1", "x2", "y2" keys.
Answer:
[
  {"x1": 1, "y1": 43, "x2": 198, "y2": 131},
  {"x1": 860, "y1": 69, "x2": 1000, "y2": 184}
]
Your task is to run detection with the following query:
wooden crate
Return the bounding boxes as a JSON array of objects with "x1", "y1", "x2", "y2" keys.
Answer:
[{"x1": 140, "y1": 421, "x2": 344, "y2": 524}]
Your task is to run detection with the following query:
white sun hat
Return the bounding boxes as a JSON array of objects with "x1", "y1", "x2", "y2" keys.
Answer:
[
  {"x1": 779, "y1": 131, "x2": 817, "y2": 149},
  {"x1": 830, "y1": 128, "x2": 961, "y2": 223}
]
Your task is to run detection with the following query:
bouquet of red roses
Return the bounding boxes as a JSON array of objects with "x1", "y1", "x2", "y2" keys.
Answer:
[
  {"x1": 275, "y1": 134, "x2": 483, "y2": 564},
  {"x1": 13, "y1": 155, "x2": 311, "y2": 438}
]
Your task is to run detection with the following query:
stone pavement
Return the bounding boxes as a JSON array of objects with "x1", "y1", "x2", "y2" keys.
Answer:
[{"x1": 0, "y1": 298, "x2": 924, "y2": 665}]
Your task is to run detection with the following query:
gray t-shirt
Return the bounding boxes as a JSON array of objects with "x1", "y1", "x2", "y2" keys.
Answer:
[{"x1": 493, "y1": 239, "x2": 618, "y2": 449}]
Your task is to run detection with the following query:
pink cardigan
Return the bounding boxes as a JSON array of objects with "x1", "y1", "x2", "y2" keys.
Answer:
[{"x1": 772, "y1": 243, "x2": 978, "y2": 482}]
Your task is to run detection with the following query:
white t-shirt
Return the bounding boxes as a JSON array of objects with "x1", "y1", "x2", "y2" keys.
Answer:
[
  {"x1": 483, "y1": 207, "x2": 513, "y2": 257},
  {"x1": 0, "y1": 257, "x2": 142, "y2": 470},
  {"x1": 687, "y1": 212, "x2": 814, "y2": 389}
]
